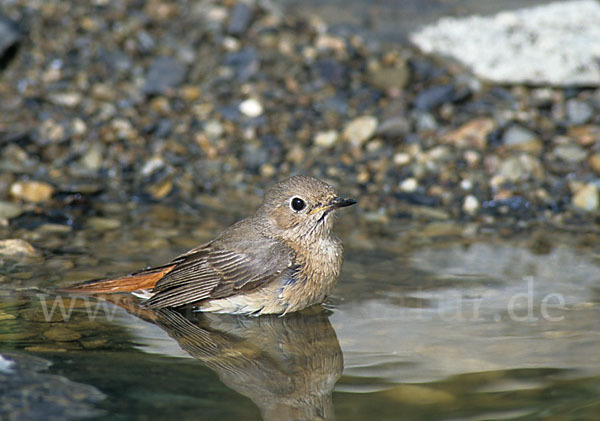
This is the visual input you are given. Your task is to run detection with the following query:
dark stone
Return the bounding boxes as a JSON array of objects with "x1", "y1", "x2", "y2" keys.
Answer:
[
  {"x1": 224, "y1": 48, "x2": 259, "y2": 82},
  {"x1": 227, "y1": 3, "x2": 254, "y2": 36},
  {"x1": 0, "y1": 17, "x2": 21, "y2": 70},
  {"x1": 142, "y1": 57, "x2": 187, "y2": 95},
  {"x1": 314, "y1": 59, "x2": 348, "y2": 87},
  {"x1": 482, "y1": 196, "x2": 532, "y2": 217},
  {"x1": 414, "y1": 84, "x2": 456, "y2": 110}
]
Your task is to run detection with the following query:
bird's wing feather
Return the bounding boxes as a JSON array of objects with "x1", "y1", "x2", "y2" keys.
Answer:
[{"x1": 146, "y1": 238, "x2": 295, "y2": 309}]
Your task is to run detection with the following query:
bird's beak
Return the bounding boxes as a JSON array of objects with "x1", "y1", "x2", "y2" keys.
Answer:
[{"x1": 309, "y1": 197, "x2": 357, "y2": 215}]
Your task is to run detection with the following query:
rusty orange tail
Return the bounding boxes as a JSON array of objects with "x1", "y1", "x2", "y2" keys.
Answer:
[{"x1": 62, "y1": 265, "x2": 175, "y2": 294}]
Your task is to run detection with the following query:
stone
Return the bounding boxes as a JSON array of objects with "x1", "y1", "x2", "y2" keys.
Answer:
[
  {"x1": 314, "y1": 130, "x2": 338, "y2": 148},
  {"x1": 566, "y1": 99, "x2": 594, "y2": 125},
  {"x1": 227, "y1": 2, "x2": 253, "y2": 36},
  {"x1": 43, "y1": 326, "x2": 82, "y2": 342},
  {"x1": 143, "y1": 56, "x2": 187, "y2": 95},
  {"x1": 0, "y1": 201, "x2": 23, "y2": 219},
  {"x1": 79, "y1": 143, "x2": 104, "y2": 170},
  {"x1": 463, "y1": 195, "x2": 480, "y2": 215},
  {"x1": 343, "y1": 116, "x2": 378, "y2": 147},
  {"x1": 400, "y1": 177, "x2": 418, "y2": 192},
  {"x1": 441, "y1": 118, "x2": 494, "y2": 149},
  {"x1": 369, "y1": 63, "x2": 409, "y2": 92},
  {"x1": 87, "y1": 217, "x2": 121, "y2": 231},
  {"x1": 414, "y1": 84, "x2": 455, "y2": 110},
  {"x1": 553, "y1": 145, "x2": 587, "y2": 163},
  {"x1": 572, "y1": 183, "x2": 599, "y2": 211},
  {"x1": 48, "y1": 92, "x2": 82, "y2": 107},
  {"x1": 411, "y1": 0, "x2": 600, "y2": 86},
  {"x1": 239, "y1": 98, "x2": 263, "y2": 117},
  {"x1": 0, "y1": 239, "x2": 38, "y2": 257},
  {"x1": 589, "y1": 154, "x2": 600, "y2": 173},
  {"x1": 10, "y1": 180, "x2": 55, "y2": 202},
  {"x1": 0, "y1": 17, "x2": 20, "y2": 65},
  {"x1": 502, "y1": 125, "x2": 542, "y2": 153}
]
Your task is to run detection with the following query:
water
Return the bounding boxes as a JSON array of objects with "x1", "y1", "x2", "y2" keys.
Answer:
[{"x1": 1, "y1": 202, "x2": 599, "y2": 420}]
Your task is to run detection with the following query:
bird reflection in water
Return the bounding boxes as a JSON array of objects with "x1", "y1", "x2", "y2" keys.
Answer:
[{"x1": 107, "y1": 296, "x2": 343, "y2": 421}]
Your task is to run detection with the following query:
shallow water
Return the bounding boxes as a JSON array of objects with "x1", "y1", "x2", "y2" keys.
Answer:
[{"x1": 1, "y1": 202, "x2": 599, "y2": 420}]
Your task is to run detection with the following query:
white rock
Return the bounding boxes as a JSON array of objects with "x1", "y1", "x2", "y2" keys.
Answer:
[
  {"x1": 343, "y1": 116, "x2": 378, "y2": 146},
  {"x1": 411, "y1": 0, "x2": 600, "y2": 86},
  {"x1": 314, "y1": 130, "x2": 339, "y2": 148},
  {"x1": 463, "y1": 195, "x2": 480, "y2": 215},
  {"x1": 400, "y1": 177, "x2": 418, "y2": 192},
  {"x1": 572, "y1": 183, "x2": 599, "y2": 212},
  {"x1": 239, "y1": 98, "x2": 263, "y2": 117}
]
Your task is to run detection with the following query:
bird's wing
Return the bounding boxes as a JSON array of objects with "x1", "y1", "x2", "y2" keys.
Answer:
[{"x1": 145, "y1": 239, "x2": 295, "y2": 309}]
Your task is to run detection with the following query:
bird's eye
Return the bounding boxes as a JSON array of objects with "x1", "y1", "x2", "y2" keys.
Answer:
[{"x1": 290, "y1": 197, "x2": 306, "y2": 212}]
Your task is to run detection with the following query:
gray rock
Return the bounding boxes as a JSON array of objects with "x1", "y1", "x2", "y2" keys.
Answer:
[
  {"x1": 228, "y1": 2, "x2": 253, "y2": 36},
  {"x1": 553, "y1": 145, "x2": 588, "y2": 163},
  {"x1": 143, "y1": 57, "x2": 187, "y2": 95},
  {"x1": 414, "y1": 85, "x2": 455, "y2": 110},
  {"x1": 566, "y1": 99, "x2": 593, "y2": 125},
  {"x1": 0, "y1": 17, "x2": 20, "y2": 67},
  {"x1": 502, "y1": 126, "x2": 537, "y2": 147}
]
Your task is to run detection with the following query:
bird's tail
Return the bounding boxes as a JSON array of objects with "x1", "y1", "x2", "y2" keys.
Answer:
[{"x1": 61, "y1": 265, "x2": 175, "y2": 294}]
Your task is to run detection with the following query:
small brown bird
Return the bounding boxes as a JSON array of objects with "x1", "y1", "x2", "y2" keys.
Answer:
[{"x1": 65, "y1": 175, "x2": 355, "y2": 316}]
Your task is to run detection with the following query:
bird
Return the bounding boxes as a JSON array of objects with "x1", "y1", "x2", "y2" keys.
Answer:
[{"x1": 64, "y1": 175, "x2": 356, "y2": 316}]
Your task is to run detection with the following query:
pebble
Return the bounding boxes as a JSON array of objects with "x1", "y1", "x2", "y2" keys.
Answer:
[
  {"x1": 369, "y1": 64, "x2": 409, "y2": 92},
  {"x1": 383, "y1": 384, "x2": 455, "y2": 405},
  {"x1": 143, "y1": 56, "x2": 187, "y2": 95},
  {"x1": 553, "y1": 144, "x2": 588, "y2": 163},
  {"x1": 343, "y1": 116, "x2": 378, "y2": 147},
  {"x1": 566, "y1": 99, "x2": 594, "y2": 125},
  {"x1": 0, "y1": 17, "x2": 20, "y2": 63},
  {"x1": 48, "y1": 92, "x2": 82, "y2": 107},
  {"x1": 502, "y1": 125, "x2": 542, "y2": 153},
  {"x1": 572, "y1": 183, "x2": 599, "y2": 211},
  {"x1": 87, "y1": 217, "x2": 121, "y2": 231},
  {"x1": 10, "y1": 180, "x2": 55, "y2": 202},
  {"x1": 314, "y1": 130, "x2": 339, "y2": 148},
  {"x1": 589, "y1": 154, "x2": 600, "y2": 173},
  {"x1": 463, "y1": 195, "x2": 480, "y2": 215},
  {"x1": 239, "y1": 98, "x2": 263, "y2": 117},
  {"x1": 400, "y1": 177, "x2": 418, "y2": 192},
  {"x1": 227, "y1": 2, "x2": 253, "y2": 36},
  {"x1": 0, "y1": 239, "x2": 39, "y2": 257},
  {"x1": 414, "y1": 84, "x2": 455, "y2": 110},
  {"x1": 0, "y1": 201, "x2": 23, "y2": 219},
  {"x1": 43, "y1": 326, "x2": 82, "y2": 342},
  {"x1": 441, "y1": 118, "x2": 494, "y2": 149},
  {"x1": 79, "y1": 143, "x2": 104, "y2": 170}
]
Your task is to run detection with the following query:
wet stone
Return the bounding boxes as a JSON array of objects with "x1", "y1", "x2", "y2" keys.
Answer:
[
  {"x1": 0, "y1": 239, "x2": 38, "y2": 257},
  {"x1": 0, "y1": 201, "x2": 23, "y2": 219},
  {"x1": 43, "y1": 326, "x2": 82, "y2": 342},
  {"x1": 9, "y1": 180, "x2": 55, "y2": 203},
  {"x1": 143, "y1": 56, "x2": 187, "y2": 95},
  {"x1": 239, "y1": 98, "x2": 263, "y2": 117},
  {"x1": 86, "y1": 217, "x2": 121, "y2": 231}
]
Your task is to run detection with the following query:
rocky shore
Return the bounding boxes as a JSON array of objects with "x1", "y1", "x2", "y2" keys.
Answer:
[{"x1": 1, "y1": 0, "x2": 600, "y2": 235}]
